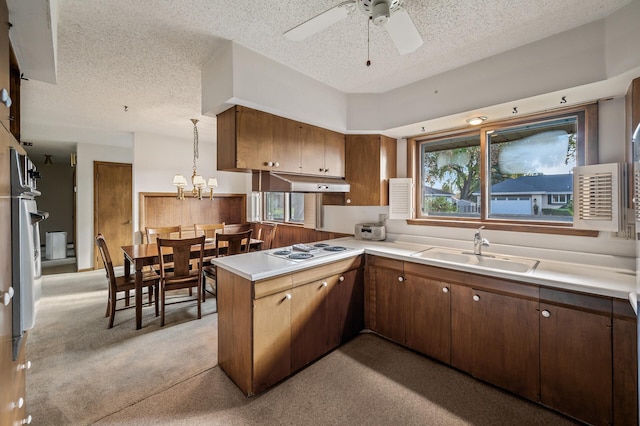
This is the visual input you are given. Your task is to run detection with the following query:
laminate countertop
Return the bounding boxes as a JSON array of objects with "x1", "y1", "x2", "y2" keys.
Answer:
[{"x1": 211, "y1": 235, "x2": 637, "y2": 310}]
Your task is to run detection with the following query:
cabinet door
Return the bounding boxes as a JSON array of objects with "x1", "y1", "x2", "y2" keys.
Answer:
[
  {"x1": 404, "y1": 274, "x2": 451, "y2": 364},
  {"x1": 540, "y1": 302, "x2": 612, "y2": 425},
  {"x1": 291, "y1": 280, "x2": 328, "y2": 372},
  {"x1": 300, "y1": 124, "x2": 326, "y2": 176},
  {"x1": 236, "y1": 106, "x2": 273, "y2": 170},
  {"x1": 253, "y1": 290, "x2": 291, "y2": 394},
  {"x1": 472, "y1": 289, "x2": 540, "y2": 401},
  {"x1": 272, "y1": 115, "x2": 302, "y2": 173},
  {"x1": 345, "y1": 135, "x2": 381, "y2": 206},
  {"x1": 373, "y1": 266, "x2": 405, "y2": 343},
  {"x1": 327, "y1": 268, "x2": 364, "y2": 349},
  {"x1": 323, "y1": 129, "x2": 345, "y2": 177}
]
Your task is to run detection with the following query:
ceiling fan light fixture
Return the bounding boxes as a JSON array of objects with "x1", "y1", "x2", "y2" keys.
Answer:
[
  {"x1": 466, "y1": 116, "x2": 487, "y2": 126},
  {"x1": 372, "y1": 1, "x2": 390, "y2": 26}
]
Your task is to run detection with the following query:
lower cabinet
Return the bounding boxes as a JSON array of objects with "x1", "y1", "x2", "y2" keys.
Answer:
[
  {"x1": 539, "y1": 288, "x2": 613, "y2": 425},
  {"x1": 451, "y1": 284, "x2": 540, "y2": 401},
  {"x1": 219, "y1": 256, "x2": 364, "y2": 396},
  {"x1": 365, "y1": 255, "x2": 637, "y2": 426}
]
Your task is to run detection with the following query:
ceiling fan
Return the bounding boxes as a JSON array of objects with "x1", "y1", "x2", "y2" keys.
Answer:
[{"x1": 283, "y1": 0, "x2": 423, "y2": 55}]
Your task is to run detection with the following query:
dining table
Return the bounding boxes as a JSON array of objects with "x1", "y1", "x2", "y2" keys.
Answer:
[{"x1": 121, "y1": 238, "x2": 263, "y2": 329}]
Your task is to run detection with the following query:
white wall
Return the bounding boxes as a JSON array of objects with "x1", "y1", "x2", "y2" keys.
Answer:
[
  {"x1": 76, "y1": 142, "x2": 132, "y2": 270},
  {"x1": 322, "y1": 93, "x2": 635, "y2": 261},
  {"x1": 132, "y1": 131, "x2": 251, "y2": 237}
]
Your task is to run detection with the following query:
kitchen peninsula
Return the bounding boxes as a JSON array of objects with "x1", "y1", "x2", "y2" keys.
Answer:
[{"x1": 213, "y1": 235, "x2": 637, "y2": 425}]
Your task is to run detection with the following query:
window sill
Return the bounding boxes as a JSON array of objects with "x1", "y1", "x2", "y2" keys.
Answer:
[{"x1": 406, "y1": 218, "x2": 598, "y2": 237}]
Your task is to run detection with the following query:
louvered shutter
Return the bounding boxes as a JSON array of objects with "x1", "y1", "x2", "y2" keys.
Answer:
[
  {"x1": 573, "y1": 163, "x2": 624, "y2": 231},
  {"x1": 389, "y1": 178, "x2": 413, "y2": 219}
]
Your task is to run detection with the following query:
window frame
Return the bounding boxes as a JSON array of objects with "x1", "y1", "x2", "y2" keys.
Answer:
[
  {"x1": 262, "y1": 191, "x2": 305, "y2": 224},
  {"x1": 407, "y1": 104, "x2": 599, "y2": 236}
]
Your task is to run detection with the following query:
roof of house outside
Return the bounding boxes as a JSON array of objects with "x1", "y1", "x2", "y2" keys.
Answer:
[
  {"x1": 424, "y1": 186, "x2": 455, "y2": 196},
  {"x1": 472, "y1": 174, "x2": 573, "y2": 195}
]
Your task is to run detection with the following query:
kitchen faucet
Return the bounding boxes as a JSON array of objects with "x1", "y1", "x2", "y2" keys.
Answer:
[{"x1": 473, "y1": 226, "x2": 490, "y2": 255}]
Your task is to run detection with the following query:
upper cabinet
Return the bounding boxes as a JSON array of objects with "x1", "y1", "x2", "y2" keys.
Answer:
[
  {"x1": 345, "y1": 134, "x2": 397, "y2": 206},
  {"x1": 217, "y1": 105, "x2": 345, "y2": 177}
]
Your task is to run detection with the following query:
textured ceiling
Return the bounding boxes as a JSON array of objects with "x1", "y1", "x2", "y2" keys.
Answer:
[{"x1": 16, "y1": 0, "x2": 632, "y2": 155}]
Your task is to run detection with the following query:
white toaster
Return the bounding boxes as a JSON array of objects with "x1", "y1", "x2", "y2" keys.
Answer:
[{"x1": 355, "y1": 223, "x2": 386, "y2": 241}]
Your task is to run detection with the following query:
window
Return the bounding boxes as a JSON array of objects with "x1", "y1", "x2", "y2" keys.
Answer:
[
  {"x1": 419, "y1": 133, "x2": 480, "y2": 218},
  {"x1": 412, "y1": 104, "x2": 597, "y2": 231},
  {"x1": 487, "y1": 116, "x2": 577, "y2": 222},
  {"x1": 264, "y1": 192, "x2": 304, "y2": 224}
]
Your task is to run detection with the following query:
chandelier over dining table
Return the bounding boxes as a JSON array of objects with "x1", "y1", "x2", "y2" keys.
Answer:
[{"x1": 173, "y1": 118, "x2": 218, "y2": 200}]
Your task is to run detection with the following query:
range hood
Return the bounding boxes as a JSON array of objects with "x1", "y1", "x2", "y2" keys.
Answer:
[{"x1": 252, "y1": 171, "x2": 350, "y2": 193}]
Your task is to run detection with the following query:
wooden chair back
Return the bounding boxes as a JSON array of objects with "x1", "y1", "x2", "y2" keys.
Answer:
[
  {"x1": 145, "y1": 225, "x2": 181, "y2": 244},
  {"x1": 194, "y1": 223, "x2": 225, "y2": 240},
  {"x1": 215, "y1": 229, "x2": 253, "y2": 257},
  {"x1": 157, "y1": 236, "x2": 205, "y2": 279},
  {"x1": 95, "y1": 234, "x2": 116, "y2": 287},
  {"x1": 156, "y1": 235, "x2": 205, "y2": 326},
  {"x1": 255, "y1": 222, "x2": 277, "y2": 250}
]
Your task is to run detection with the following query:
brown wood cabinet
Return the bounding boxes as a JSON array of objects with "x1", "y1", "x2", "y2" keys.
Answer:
[
  {"x1": 613, "y1": 298, "x2": 638, "y2": 426},
  {"x1": 365, "y1": 254, "x2": 636, "y2": 425},
  {"x1": 539, "y1": 288, "x2": 613, "y2": 425},
  {"x1": 345, "y1": 134, "x2": 397, "y2": 206},
  {"x1": 367, "y1": 257, "x2": 452, "y2": 364},
  {"x1": 1, "y1": 0, "x2": 25, "y2": 423},
  {"x1": 451, "y1": 284, "x2": 540, "y2": 401},
  {"x1": 218, "y1": 255, "x2": 364, "y2": 395},
  {"x1": 217, "y1": 105, "x2": 345, "y2": 177}
]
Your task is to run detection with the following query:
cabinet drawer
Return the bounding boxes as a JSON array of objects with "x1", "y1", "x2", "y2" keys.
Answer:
[
  {"x1": 540, "y1": 287, "x2": 611, "y2": 316},
  {"x1": 254, "y1": 275, "x2": 293, "y2": 299},
  {"x1": 292, "y1": 256, "x2": 362, "y2": 286},
  {"x1": 365, "y1": 255, "x2": 402, "y2": 272}
]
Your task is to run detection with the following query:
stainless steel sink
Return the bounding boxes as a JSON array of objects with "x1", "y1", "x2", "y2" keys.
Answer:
[{"x1": 411, "y1": 247, "x2": 539, "y2": 273}]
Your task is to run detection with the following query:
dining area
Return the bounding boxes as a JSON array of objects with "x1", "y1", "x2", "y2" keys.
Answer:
[{"x1": 96, "y1": 222, "x2": 271, "y2": 330}]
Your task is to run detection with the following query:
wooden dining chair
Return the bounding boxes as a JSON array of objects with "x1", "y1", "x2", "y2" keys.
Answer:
[
  {"x1": 194, "y1": 223, "x2": 225, "y2": 240},
  {"x1": 145, "y1": 225, "x2": 181, "y2": 244},
  {"x1": 156, "y1": 235, "x2": 205, "y2": 326},
  {"x1": 95, "y1": 234, "x2": 159, "y2": 329},
  {"x1": 202, "y1": 229, "x2": 253, "y2": 310},
  {"x1": 195, "y1": 223, "x2": 225, "y2": 301},
  {"x1": 254, "y1": 222, "x2": 277, "y2": 250}
]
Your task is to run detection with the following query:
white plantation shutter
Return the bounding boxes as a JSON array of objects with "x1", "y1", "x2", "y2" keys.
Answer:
[
  {"x1": 634, "y1": 163, "x2": 640, "y2": 225},
  {"x1": 573, "y1": 163, "x2": 624, "y2": 231},
  {"x1": 389, "y1": 178, "x2": 413, "y2": 219}
]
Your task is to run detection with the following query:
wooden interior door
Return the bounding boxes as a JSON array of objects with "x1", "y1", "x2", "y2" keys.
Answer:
[{"x1": 94, "y1": 161, "x2": 132, "y2": 269}]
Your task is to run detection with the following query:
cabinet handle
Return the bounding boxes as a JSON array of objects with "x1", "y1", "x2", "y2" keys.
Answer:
[
  {"x1": 472, "y1": 294, "x2": 480, "y2": 302},
  {"x1": 17, "y1": 361, "x2": 32, "y2": 371},
  {"x1": 2, "y1": 286, "x2": 14, "y2": 306},
  {"x1": 322, "y1": 281, "x2": 328, "y2": 287},
  {"x1": 324, "y1": 168, "x2": 329, "y2": 173},
  {"x1": 397, "y1": 276, "x2": 404, "y2": 282},
  {"x1": 319, "y1": 168, "x2": 324, "y2": 172},
  {"x1": 346, "y1": 199, "x2": 351, "y2": 204},
  {"x1": 339, "y1": 276, "x2": 344, "y2": 282},
  {"x1": 541, "y1": 310, "x2": 551, "y2": 318},
  {"x1": 11, "y1": 397, "x2": 24, "y2": 409},
  {"x1": 442, "y1": 287, "x2": 449, "y2": 293},
  {"x1": 285, "y1": 293, "x2": 292, "y2": 300},
  {"x1": 20, "y1": 415, "x2": 32, "y2": 425}
]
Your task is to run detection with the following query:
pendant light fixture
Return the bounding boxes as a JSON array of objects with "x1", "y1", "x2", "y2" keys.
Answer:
[{"x1": 172, "y1": 119, "x2": 218, "y2": 200}]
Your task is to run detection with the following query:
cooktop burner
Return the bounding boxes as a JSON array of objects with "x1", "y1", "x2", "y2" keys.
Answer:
[
  {"x1": 288, "y1": 253, "x2": 314, "y2": 260},
  {"x1": 324, "y1": 246, "x2": 346, "y2": 252},
  {"x1": 265, "y1": 244, "x2": 354, "y2": 262}
]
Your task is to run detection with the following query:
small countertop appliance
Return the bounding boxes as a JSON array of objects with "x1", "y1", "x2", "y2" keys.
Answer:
[{"x1": 355, "y1": 223, "x2": 386, "y2": 241}]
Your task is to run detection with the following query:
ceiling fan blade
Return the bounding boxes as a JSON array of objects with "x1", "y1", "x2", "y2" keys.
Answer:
[
  {"x1": 385, "y1": 7, "x2": 423, "y2": 55},
  {"x1": 284, "y1": 1, "x2": 356, "y2": 41}
]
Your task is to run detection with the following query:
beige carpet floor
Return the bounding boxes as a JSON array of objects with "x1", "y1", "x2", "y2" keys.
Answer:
[{"x1": 27, "y1": 269, "x2": 579, "y2": 425}]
